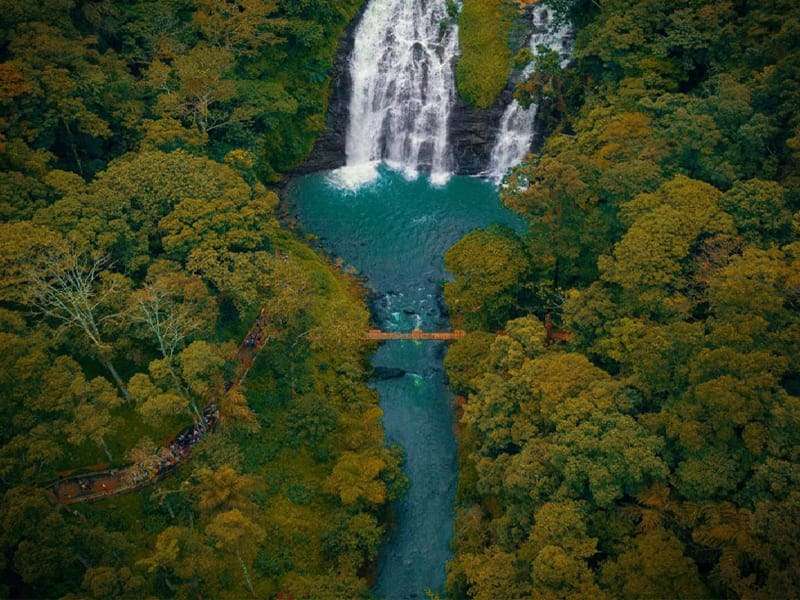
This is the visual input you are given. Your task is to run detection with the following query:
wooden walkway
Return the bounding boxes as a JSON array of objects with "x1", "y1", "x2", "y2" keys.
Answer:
[
  {"x1": 366, "y1": 329, "x2": 466, "y2": 341},
  {"x1": 49, "y1": 304, "x2": 274, "y2": 505},
  {"x1": 49, "y1": 325, "x2": 466, "y2": 505}
]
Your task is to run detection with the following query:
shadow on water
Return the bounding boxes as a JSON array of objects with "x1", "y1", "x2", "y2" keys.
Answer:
[{"x1": 289, "y1": 167, "x2": 524, "y2": 598}]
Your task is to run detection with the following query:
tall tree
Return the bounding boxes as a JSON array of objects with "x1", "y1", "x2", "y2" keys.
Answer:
[{"x1": 25, "y1": 249, "x2": 130, "y2": 399}]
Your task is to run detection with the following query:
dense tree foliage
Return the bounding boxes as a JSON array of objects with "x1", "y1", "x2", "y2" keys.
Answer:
[
  {"x1": 446, "y1": 0, "x2": 800, "y2": 598},
  {"x1": 0, "y1": 1, "x2": 416, "y2": 597},
  {"x1": 0, "y1": 0, "x2": 365, "y2": 181},
  {"x1": 4, "y1": 0, "x2": 800, "y2": 596},
  {"x1": 455, "y1": 0, "x2": 515, "y2": 109}
]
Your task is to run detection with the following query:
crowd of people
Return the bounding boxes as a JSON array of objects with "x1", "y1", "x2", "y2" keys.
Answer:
[
  {"x1": 127, "y1": 404, "x2": 221, "y2": 488},
  {"x1": 243, "y1": 329, "x2": 262, "y2": 349},
  {"x1": 60, "y1": 405, "x2": 221, "y2": 500},
  {"x1": 243, "y1": 309, "x2": 270, "y2": 350}
]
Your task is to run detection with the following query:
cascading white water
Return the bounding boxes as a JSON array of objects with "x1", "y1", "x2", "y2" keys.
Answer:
[
  {"x1": 488, "y1": 6, "x2": 572, "y2": 184},
  {"x1": 333, "y1": 0, "x2": 458, "y2": 189},
  {"x1": 488, "y1": 100, "x2": 540, "y2": 184}
]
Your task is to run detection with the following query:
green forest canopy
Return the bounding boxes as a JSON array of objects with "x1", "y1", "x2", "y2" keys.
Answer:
[
  {"x1": 444, "y1": 0, "x2": 800, "y2": 598},
  {"x1": 1, "y1": 0, "x2": 800, "y2": 598},
  {"x1": 455, "y1": 0, "x2": 514, "y2": 109},
  {"x1": 0, "y1": 1, "x2": 413, "y2": 598}
]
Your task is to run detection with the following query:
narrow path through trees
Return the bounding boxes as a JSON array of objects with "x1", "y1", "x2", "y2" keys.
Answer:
[
  {"x1": 50, "y1": 307, "x2": 275, "y2": 504},
  {"x1": 50, "y1": 318, "x2": 467, "y2": 504}
]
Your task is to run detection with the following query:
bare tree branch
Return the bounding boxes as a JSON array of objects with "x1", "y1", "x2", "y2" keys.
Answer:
[
  {"x1": 26, "y1": 248, "x2": 130, "y2": 400},
  {"x1": 131, "y1": 284, "x2": 205, "y2": 361}
]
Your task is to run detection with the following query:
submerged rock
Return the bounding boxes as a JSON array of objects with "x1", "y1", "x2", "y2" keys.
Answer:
[{"x1": 373, "y1": 366, "x2": 407, "y2": 380}]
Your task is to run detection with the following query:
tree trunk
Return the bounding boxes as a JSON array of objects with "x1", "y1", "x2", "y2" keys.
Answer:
[
  {"x1": 553, "y1": 256, "x2": 561, "y2": 290},
  {"x1": 237, "y1": 550, "x2": 255, "y2": 596},
  {"x1": 166, "y1": 366, "x2": 201, "y2": 423},
  {"x1": 102, "y1": 357, "x2": 131, "y2": 402},
  {"x1": 62, "y1": 119, "x2": 84, "y2": 176},
  {"x1": 189, "y1": 399, "x2": 202, "y2": 425},
  {"x1": 99, "y1": 437, "x2": 113, "y2": 462}
]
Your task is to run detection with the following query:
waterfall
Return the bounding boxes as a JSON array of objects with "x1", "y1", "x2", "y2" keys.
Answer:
[
  {"x1": 333, "y1": 0, "x2": 458, "y2": 189},
  {"x1": 487, "y1": 100, "x2": 540, "y2": 184},
  {"x1": 487, "y1": 6, "x2": 572, "y2": 184}
]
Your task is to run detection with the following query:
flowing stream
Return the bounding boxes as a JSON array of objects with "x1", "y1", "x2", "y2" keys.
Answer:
[
  {"x1": 291, "y1": 0, "x2": 544, "y2": 596},
  {"x1": 290, "y1": 168, "x2": 523, "y2": 598}
]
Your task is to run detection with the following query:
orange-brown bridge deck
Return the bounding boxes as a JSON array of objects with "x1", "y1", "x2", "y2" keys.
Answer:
[{"x1": 366, "y1": 329, "x2": 466, "y2": 341}]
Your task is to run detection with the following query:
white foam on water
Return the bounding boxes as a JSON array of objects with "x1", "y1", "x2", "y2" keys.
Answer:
[
  {"x1": 327, "y1": 161, "x2": 381, "y2": 190},
  {"x1": 429, "y1": 169, "x2": 452, "y2": 187}
]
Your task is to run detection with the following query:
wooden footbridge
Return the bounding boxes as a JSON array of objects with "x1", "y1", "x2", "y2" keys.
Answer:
[{"x1": 366, "y1": 329, "x2": 466, "y2": 341}]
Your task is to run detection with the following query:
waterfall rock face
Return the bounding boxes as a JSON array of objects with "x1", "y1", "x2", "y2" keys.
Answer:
[
  {"x1": 299, "y1": 1, "x2": 572, "y2": 180},
  {"x1": 295, "y1": 2, "x2": 367, "y2": 174},
  {"x1": 486, "y1": 5, "x2": 573, "y2": 183},
  {"x1": 449, "y1": 92, "x2": 513, "y2": 176},
  {"x1": 301, "y1": 0, "x2": 504, "y2": 178},
  {"x1": 343, "y1": 0, "x2": 459, "y2": 185},
  {"x1": 487, "y1": 98, "x2": 539, "y2": 183}
]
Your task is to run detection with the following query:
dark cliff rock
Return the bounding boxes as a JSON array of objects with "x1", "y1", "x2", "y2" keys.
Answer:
[
  {"x1": 449, "y1": 89, "x2": 512, "y2": 176},
  {"x1": 293, "y1": 2, "x2": 368, "y2": 174}
]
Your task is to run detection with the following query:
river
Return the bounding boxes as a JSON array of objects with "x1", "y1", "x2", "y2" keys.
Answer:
[{"x1": 289, "y1": 167, "x2": 522, "y2": 598}]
